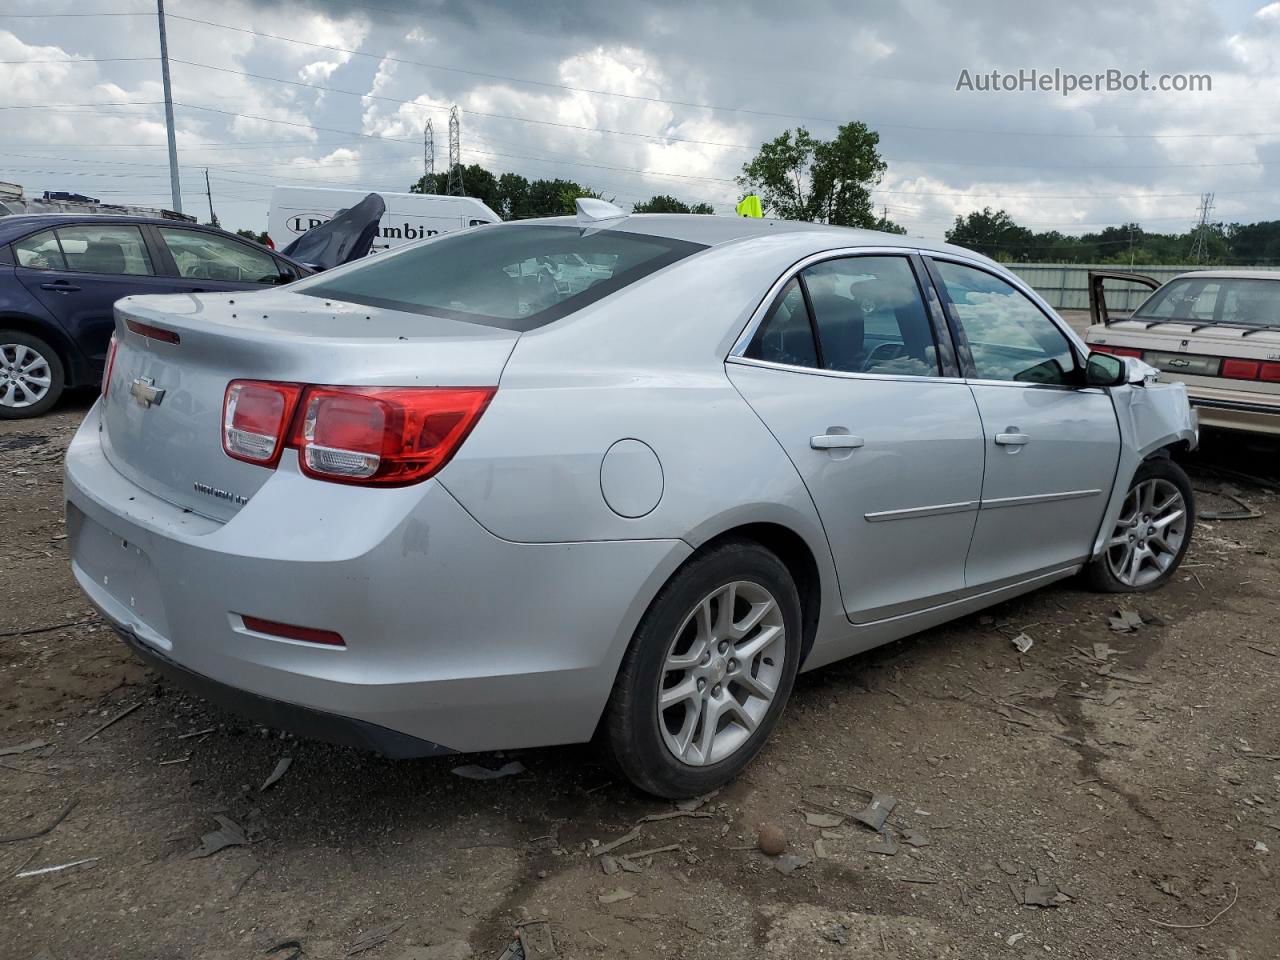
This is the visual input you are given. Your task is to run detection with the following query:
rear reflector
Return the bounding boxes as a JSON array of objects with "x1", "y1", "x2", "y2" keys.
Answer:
[
  {"x1": 125, "y1": 318, "x2": 181, "y2": 344},
  {"x1": 102, "y1": 334, "x2": 119, "y2": 398},
  {"x1": 1262, "y1": 363, "x2": 1280, "y2": 383},
  {"x1": 1092, "y1": 344, "x2": 1144, "y2": 358},
  {"x1": 241, "y1": 615, "x2": 344, "y2": 647},
  {"x1": 223, "y1": 380, "x2": 303, "y2": 467},
  {"x1": 1222, "y1": 359, "x2": 1261, "y2": 380},
  {"x1": 291, "y1": 385, "x2": 495, "y2": 486}
]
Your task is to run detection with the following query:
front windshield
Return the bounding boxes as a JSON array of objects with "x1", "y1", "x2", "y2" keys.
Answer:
[
  {"x1": 1134, "y1": 276, "x2": 1280, "y2": 327},
  {"x1": 294, "y1": 224, "x2": 705, "y2": 332}
]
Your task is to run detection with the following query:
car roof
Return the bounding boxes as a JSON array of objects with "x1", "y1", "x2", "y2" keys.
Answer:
[
  {"x1": 511, "y1": 213, "x2": 997, "y2": 263},
  {"x1": 1168, "y1": 269, "x2": 1280, "y2": 282}
]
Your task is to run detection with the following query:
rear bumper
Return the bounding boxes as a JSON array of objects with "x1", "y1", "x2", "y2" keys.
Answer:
[
  {"x1": 1188, "y1": 392, "x2": 1280, "y2": 436},
  {"x1": 66, "y1": 402, "x2": 691, "y2": 754},
  {"x1": 115, "y1": 625, "x2": 452, "y2": 758}
]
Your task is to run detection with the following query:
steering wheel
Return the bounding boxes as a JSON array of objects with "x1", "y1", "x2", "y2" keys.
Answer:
[{"x1": 863, "y1": 343, "x2": 908, "y2": 371}]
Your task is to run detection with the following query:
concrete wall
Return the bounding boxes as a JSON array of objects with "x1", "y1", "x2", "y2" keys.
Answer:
[{"x1": 1005, "y1": 263, "x2": 1280, "y2": 311}]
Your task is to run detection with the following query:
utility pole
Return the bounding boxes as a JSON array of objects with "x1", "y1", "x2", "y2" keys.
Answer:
[
  {"x1": 1190, "y1": 192, "x2": 1215, "y2": 263},
  {"x1": 446, "y1": 106, "x2": 465, "y2": 197},
  {"x1": 204, "y1": 168, "x2": 218, "y2": 226},
  {"x1": 156, "y1": 0, "x2": 182, "y2": 214},
  {"x1": 421, "y1": 119, "x2": 435, "y2": 194}
]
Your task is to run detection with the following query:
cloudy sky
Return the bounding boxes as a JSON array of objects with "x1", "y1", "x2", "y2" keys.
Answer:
[{"x1": 2, "y1": 0, "x2": 1278, "y2": 246}]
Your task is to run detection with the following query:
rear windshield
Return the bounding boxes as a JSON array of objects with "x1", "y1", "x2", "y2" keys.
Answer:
[
  {"x1": 294, "y1": 224, "x2": 706, "y2": 331},
  {"x1": 1134, "y1": 276, "x2": 1280, "y2": 328}
]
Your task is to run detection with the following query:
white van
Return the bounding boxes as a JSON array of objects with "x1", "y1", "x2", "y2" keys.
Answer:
[{"x1": 268, "y1": 186, "x2": 500, "y2": 254}]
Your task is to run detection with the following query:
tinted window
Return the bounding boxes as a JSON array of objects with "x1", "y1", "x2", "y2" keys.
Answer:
[
  {"x1": 804, "y1": 256, "x2": 939, "y2": 377},
  {"x1": 13, "y1": 230, "x2": 65, "y2": 270},
  {"x1": 935, "y1": 261, "x2": 1075, "y2": 385},
  {"x1": 1135, "y1": 276, "x2": 1280, "y2": 328},
  {"x1": 744, "y1": 279, "x2": 817, "y2": 368},
  {"x1": 159, "y1": 228, "x2": 282, "y2": 283},
  {"x1": 56, "y1": 224, "x2": 153, "y2": 275},
  {"x1": 292, "y1": 224, "x2": 706, "y2": 331}
]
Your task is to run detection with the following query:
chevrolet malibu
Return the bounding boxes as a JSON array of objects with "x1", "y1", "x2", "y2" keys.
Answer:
[{"x1": 65, "y1": 204, "x2": 1198, "y2": 797}]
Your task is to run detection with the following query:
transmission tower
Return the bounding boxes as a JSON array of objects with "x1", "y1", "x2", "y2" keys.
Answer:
[
  {"x1": 446, "y1": 106, "x2": 465, "y2": 197},
  {"x1": 1190, "y1": 192, "x2": 1215, "y2": 262},
  {"x1": 421, "y1": 119, "x2": 435, "y2": 194}
]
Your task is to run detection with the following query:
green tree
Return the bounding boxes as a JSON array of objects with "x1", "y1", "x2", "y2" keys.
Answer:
[
  {"x1": 632, "y1": 194, "x2": 715, "y2": 214},
  {"x1": 945, "y1": 208, "x2": 1036, "y2": 261},
  {"x1": 235, "y1": 228, "x2": 269, "y2": 246},
  {"x1": 737, "y1": 122, "x2": 887, "y2": 227}
]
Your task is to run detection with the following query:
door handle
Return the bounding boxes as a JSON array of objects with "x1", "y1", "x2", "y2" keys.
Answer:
[
  {"x1": 811, "y1": 434, "x2": 865, "y2": 450},
  {"x1": 995, "y1": 432, "x2": 1031, "y2": 446},
  {"x1": 39, "y1": 281, "x2": 80, "y2": 293}
]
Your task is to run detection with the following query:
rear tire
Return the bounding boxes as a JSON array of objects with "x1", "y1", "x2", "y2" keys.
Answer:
[
  {"x1": 1084, "y1": 457, "x2": 1195, "y2": 593},
  {"x1": 602, "y1": 540, "x2": 802, "y2": 798},
  {"x1": 0, "y1": 331, "x2": 65, "y2": 420}
]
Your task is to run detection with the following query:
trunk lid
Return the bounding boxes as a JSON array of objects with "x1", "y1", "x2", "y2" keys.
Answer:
[{"x1": 101, "y1": 288, "x2": 518, "y2": 520}]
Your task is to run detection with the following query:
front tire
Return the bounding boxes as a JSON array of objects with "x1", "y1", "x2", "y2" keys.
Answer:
[
  {"x1": 0, "y1": 332, "x2": 65, "y2": 419},
  {"x1": 1085, "y1": 457, "x2": 1195, "y2": 593},
  {"x1": 602, "y1": 540, "x2": 802, "y2": 798}
]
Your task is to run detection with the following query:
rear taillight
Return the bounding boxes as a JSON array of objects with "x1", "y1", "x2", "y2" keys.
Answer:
[
  {"x1": 102, "y1": 334, "x2": 119, "y2": 397},
  {"x1": 1092, "y1": 344, "x2": 1144, "y2": 358},
  {"x1": 291, "y1": 386, "x2": 495, "y2": 486},
  {"x1": 1222, "y1": 359, "x2": 1261, "y2": 380},
  {"x1": 220, "y1": 381, "x2": 494, "y2": 485},
  {"x1": 1261, "y1": 363, "x2": 1280, "y2": 382},
  {"x1": 125, "y1": 318, "x2": 181, "y2": 344},
  {"x1": 222, "y1": 380, "x2": 303, "y2": 467}
]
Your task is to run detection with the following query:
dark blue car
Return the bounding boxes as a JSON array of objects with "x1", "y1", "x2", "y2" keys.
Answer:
[{"x1": 0, "y1": 215, "x2": 311, "y2": 419}]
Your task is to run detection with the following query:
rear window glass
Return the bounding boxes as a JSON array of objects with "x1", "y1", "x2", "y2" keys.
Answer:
[
  {"x1": 1135, "y1": 276, "x2": 1280, "y2": 328},
  {"x1": 293, "y1": 224, "x2": 706, "y2": 331}
]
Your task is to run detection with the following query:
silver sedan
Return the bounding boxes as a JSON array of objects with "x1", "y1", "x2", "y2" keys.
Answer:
[{"x1": 65, "y1": 204, "x2": 1197, "y2": 797}]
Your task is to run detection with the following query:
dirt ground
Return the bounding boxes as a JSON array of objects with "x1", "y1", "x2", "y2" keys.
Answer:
[{"x1": 2, "y1": 392, "x2": 1278, "y2": 960}]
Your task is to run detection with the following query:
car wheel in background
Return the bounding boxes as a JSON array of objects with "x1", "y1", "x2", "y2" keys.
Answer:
[
  {"x1": 602, "y1": 539, "x2": 803, "y2": 798},
  {"x1": 0, "y1": 332, "x2": 65, "y2": 420},
  {"x1": 1085, "y1": 457, "x2": 1195, "y2": 593}
]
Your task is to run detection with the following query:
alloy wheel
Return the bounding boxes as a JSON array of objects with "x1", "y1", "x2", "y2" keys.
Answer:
[
  {"x1": 657, "y1": 580, "x2": 786, "y2": 766},
  {"x1": 1105, "y1": 477, "x2": 1187, "y2": 588},
  {"x1": 0, "y1": 343, "x2": 53, "y2": 410}
]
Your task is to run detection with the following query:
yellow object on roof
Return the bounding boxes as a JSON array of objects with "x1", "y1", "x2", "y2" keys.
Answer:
[{"x1": 735, "y1": 195, "x2": 763, "y2": 219}]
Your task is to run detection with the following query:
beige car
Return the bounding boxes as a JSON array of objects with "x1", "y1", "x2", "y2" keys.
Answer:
[{"x1": 1086, "y1": 269, "x2": 1280, "y2": 436}]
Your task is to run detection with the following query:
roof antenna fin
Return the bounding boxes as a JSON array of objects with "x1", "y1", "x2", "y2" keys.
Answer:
[{"x1": 575, "y1": 197, "x2": 627, "y2": 224}]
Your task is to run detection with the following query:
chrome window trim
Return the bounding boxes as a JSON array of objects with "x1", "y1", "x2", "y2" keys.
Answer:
[
  {"x1": 726, "y1": 354, "x2": 967, "y2": 385},
  {"x1": 728, "y1": 245, "x2": 927, "y2": 362}
]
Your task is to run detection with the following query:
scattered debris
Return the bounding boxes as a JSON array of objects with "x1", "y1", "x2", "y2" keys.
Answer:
[
  {"x1": 1092, "y1": 642, "x2": 1116, "y2": 661},
  {"x1": 866, "y1": 831, "x2": 898, "y2": 856},
  {"x1": 593, "y1": 829, "x2": 640, "y2": 857},
  {"x1": 264, "y1": 940, "x2": 303, "y2": 960},
  {"x1": 0, "y1": 797, "x2": 78, "y2": 844},
  {"x1": 628, "y1": 843, "x2": 682, "y2": 860},
  {"x1": 998, "y1": 861, "x2": 1019, "y2": 876},
  {"x1": 15, "y1": 857, "x2": 99, "y2": 878},
  {"x1": 819, "y1": 922, "x2": 850, "y2": 945},
  {"x1": 1011, "y1": 633, "x2": 1034, "y2": 654},
  {"x1": 1109, "y1": 610, "x2": 1144, "y2": 633},
  {"x1": 1151, "y1": 883, "x2": 1239, "y2": 929},
  {"x1": 636, "y1": 810, "x2": 715, "y2": 824},
  {"x1": 1254, "y1": 840, "x2": 1269, "y2": 854},
  {"x1": 804, "y1": 812, "x2": 844, "y2": 828},
  {"x1": 771, "y1": 853, "x2": 810, "y2": 876},
  {"x1": 259, "y1": 756, "x2": 293, "y2": 792},
  {"x1": 813, "y1": 839, "x2": 830, "y2": 859},
  {"x1": 1197, "y1": 487, "x2": 1263, "y2": 521},
  {"x1": 451, "y1": 760, "x2": 525, "y2": 780},
  {"x1": 176, "y1": 727, "x2": 216, "y2": 740},
  {"x1": 757, "y1": 823, "x2": 787, "y2": 856},
  {"x1": 1007, "y1": 933, "x2": 1026, "y2": 947},
  {"x1": 0, "y1": 739, "x2": 47, "y2": 757},
  {"x1": 890, "y1": 874, "x2": 940, "y2": 884},
  {"x1": 78, "y1": 701, "x2": 144, "y2": 743},
  {"x1": 346, "y1": 921, "x2": 403, "y2": 956},
  {"x1": 900, "y1": 829, "x2": 931, "y2": 848},
  {"x1": 188, "y1": 815, "x2": 249, "y2": 859},
  {"x1": 598, "y1": 887, "x2": 636, "y2": 904},
  {"x1": 851, "y1": 793, "x2": 898, "y2": 832},
  {"x1": 600, "y1": 854, "x2": 620, "y2": 876},
  {"x1": 675, "y1": 789, "x2": 719, "y2": 813},
  {"x1": 1023, "y1": 884, "x2": 1062, "y2": 908},
  {"x1": 518, "y1": 920, "x2": 557, "y2": 958}
]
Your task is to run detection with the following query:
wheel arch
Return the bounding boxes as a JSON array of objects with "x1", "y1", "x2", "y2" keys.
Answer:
[{"x1": 0, "y1": 312, "x2": 82, "y2": 386}]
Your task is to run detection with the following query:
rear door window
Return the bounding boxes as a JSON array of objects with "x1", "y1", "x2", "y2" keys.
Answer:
[
  {"x1": 13, "y1": 230, "x2": 65, "y2": 270},
  {"x1": 293, "y1": 224, "x2": 706, "y2": 331},
  {"x1": 744, "y1": 279, "x2": 818, "y2": 368},
  {"x1": 55, "y1": 224, "x2": 154, "y2": 275},
  {"x1": 159, "y1": 228, "x2": 285, "y2": 284}
]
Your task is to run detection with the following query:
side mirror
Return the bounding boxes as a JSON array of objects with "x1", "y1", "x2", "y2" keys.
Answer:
[{"x1": 1084, "y1": 352, "x2": 1126, "y2": 387}]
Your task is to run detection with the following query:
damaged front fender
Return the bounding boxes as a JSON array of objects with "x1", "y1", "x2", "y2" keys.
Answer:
[{"x1": 1091, "y1": 379, "x2": 1199, "y2": 559}]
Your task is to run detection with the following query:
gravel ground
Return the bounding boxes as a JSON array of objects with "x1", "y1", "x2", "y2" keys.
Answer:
[{"x1": 2, "y1": 393, "x2": 1278, "y2": 960}]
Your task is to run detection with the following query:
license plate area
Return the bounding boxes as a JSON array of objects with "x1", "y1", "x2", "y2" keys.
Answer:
[{"x1": 68, "y1": 504, "x2": 171, "y2": 643}]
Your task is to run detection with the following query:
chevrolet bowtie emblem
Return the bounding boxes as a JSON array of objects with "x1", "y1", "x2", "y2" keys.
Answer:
[{"x1": 129, "y1": 376, "x2": 165, "y2": 408}]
